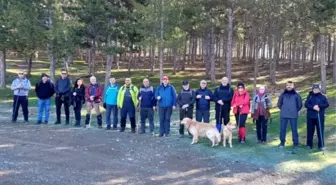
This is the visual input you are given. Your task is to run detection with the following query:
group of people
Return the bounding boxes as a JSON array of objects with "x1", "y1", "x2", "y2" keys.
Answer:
[{"x1": 11, "y1": 70, "x2": 329, "y2": 150}]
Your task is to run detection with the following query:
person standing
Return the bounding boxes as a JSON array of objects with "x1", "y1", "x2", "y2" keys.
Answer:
[
  {"x1": 251, "y1": 85, "x2": 272, "y2": 143},
  {"x1": 305, "y1": 84, "x2": 329, "y2": 151},
  {"x1": 54, "y1": 69, "x2": 71, "y2": 125},
  {"x1": 10, "y1": 70, "x2": 31, "y2": 123},
  {"x1": 138, "y1": 78, "x2": 156, "y2": 134},
  {"x1": 117, "y1": 78, "x2": 139, "y2": 133},
  {"x1": 155, "y1": 76, "x2": 176, "y2": 137},
  {"x1": 70, "y1": 78, "x2": 86, "y2": 127},
  {"x1": 231, "y1": 83, "x2": 250, "y2": 143},
  {"x1": 104, "y1": 77, "x2": 119, "y2": 130},
  {"x1": 277, "y1": 81, "x2": 302, "y2": 148},
  {"x1": 85, "y1": 76, "x2": 103, "y2": 128},
  {"x1": 177, "y1": 80, "x2": 196, "y2": 137},
  {"x1": 35, "y1": 73, "x2": 55, "y2": 124},
  {"x1": 195, "y1": 80, "x2": 213, "y2": 123},
  {"x1": 213, "y1": 77, "x2": 234, "y2": 131}
]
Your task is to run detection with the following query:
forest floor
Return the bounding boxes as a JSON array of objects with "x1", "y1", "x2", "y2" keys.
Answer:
[{"x1": 0, "y1": 59, "x2": 335, "y2": 185}]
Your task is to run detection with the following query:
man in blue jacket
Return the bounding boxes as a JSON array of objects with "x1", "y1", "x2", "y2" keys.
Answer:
[
  {"x1": 138, "y1": 78, "x2": 156, "y2": 134},
  {"x1": 104, "y1": 77, "x2": 119, "y2": 130},
  {"x1": 213, "y1": 77, "x2": 234, "y2": 131},
  {"x1": 10, "y1": 70, "x2": 32, "y2": 123},
  {"x1": 304, "y1": 84, "x2": 329, "y2": 151},
  {"x1": 54, "y1": 69, "x2": 72, "y2": 125},
  {"x1": 277, "y1": 81, "x2": 302, "y2": 148},
  {"x1": 155, "y1": 75, "x2": 176, "y2": 137},
  {"x1": 195, "y1": 80, "x2": 213, "y2": 123}
]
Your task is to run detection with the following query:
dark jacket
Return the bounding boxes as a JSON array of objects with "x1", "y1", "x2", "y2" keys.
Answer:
[
  {"x1": 55, "y1": 77, "x2": 71, "y2": 96},
  {"x1": 304, "y1": 92, "x2": 329, "y2": 119},
  {"x1": 277, "y1": 89, "x2": 303, "y2": 118},
  {"x1": 213, "y1": 84, "x2": 234, "y2": 104},
  {"x1": 195, "y1": 87, "x2": 213, "y2": 110},
  {"x1": 71, "y1": 82, "x2": 86, "y2": 105},
  {"x1": 138, "y1": 85, "x2": 156, "y2": 108},
  {"x1": 177, "y1": 89, "x2": 196, "y2": 109},
  {"x1": 155, "y1": 84, "x2": 177, "y2": 107},
  {"x1": 35, "y1": 80, "x2": 55, "y2": 100}
]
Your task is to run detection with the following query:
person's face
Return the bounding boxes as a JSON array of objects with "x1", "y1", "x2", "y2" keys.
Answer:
[
  {"x1": 162, "y1": 79, "x2": 168, "y2": 85},
  {"x1": 109, "y1": 78, "x2": 115, "y2": 84},
  {"x1": 221, "y1": 78, "x2": 228, "y2": 86},
  {"x1": 183, "y1": 84, "x2": 189, "y2": 90},
  {"x1": 42, "y1": 76, "x2": 47, "y2": 82},
  {"x1": 61, "y1": 71, "x2": 67, "y2": 78},
  {"x1": 143, "y1": 79, "x2": 149, "y2": 87},
  {"x1": 125, "y1": 78, "x2": 131, "y2": 85},
  {"x1": 200, "y1": 82, "x2": 207, "y2": 89},
  {"x1": 77, "y1": 79, "x2": 83, "y2": 86},
  {"x1": 238, "y1": 86, "x2": 244, "y2": 93},
  {"x1": 18, "y1": 72, "x2": 24, "y2": 78},
  {"x1": 313, "y1": 88, "x2": 320, "y2": 94},
  {"x1": 286, "y1": 83, "x2": 294, "y2": 91},
  {"x1": 90, "y1": 78, "x2": 96, "y2": 84},
  {"x1": 259, "y1": 88, "x2": 265, "y2": 94}
]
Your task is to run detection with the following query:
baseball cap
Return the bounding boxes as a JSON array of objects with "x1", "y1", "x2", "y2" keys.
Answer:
[{"x1": 182, "y1": 80, "x2": 189, "y2": 85}]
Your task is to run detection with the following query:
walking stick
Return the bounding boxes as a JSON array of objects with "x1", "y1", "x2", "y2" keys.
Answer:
[
  {"x1": 12, "y1": 89, "x2": 21, "y2": 123},
  {"x1": 317, "y1": 111, "x2": 325, "y2": 155},
  {"x1": 216, "y1": 104, "x2": 223, "y2": 132},
  {"x1": 137, "y1": 101, "x2": 141, "y2": 133}
]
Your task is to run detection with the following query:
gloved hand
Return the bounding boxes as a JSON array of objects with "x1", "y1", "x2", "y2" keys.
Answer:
[{"x1": 182, "y1": 104, "x2": 189, "y2": 109}]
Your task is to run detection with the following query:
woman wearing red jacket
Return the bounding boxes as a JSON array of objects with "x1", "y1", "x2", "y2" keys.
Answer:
[{"x1": 231, "y1": 83, "x2": 250, "y2": 143}]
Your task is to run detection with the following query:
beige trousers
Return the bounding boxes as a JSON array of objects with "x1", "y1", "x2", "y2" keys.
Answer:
[{"x1": 86, "y1": 102, "x2": 101, "y2": 115}]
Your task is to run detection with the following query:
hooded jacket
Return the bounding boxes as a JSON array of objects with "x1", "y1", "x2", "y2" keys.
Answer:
[
  {"x1": 35, "y1": 76, "x2": 55, "y2": 100},
  {"x1": 155, "y1": 84, "x2": 177, "y2": 108},
  {"x1": 104, "y1": 83, "x2": 119, "y2": 105},
  {"x1": 231, "y1": 89, "x2": 250, "y2": 115},
  {"x1": 304, "y1": 91, "x2": 329, "y2": 119}
]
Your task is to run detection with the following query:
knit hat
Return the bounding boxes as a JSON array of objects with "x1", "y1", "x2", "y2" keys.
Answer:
[
  {"x1": 312, "y1": 84, "x2": 320, "y2": 90},
  {"x1": 237, "y1": 82, "x2": 245, "y2": 88},
  {"x1": 41, "y1": 73, "x2": 48, "y2": 78}
]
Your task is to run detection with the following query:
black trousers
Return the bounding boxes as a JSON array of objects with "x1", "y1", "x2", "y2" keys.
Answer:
[
  {"x1": 307, "y1": 117, "x2": 325, "y2": 148},
  {"x1": 12, "y1": 95, "x2": 29, "y2": 121},
  {"x1": 73, "y1": 101, "x2": 83, "y2": 122},
  {"x1": 256, "y1": 116, "x2": 268, "y2": 142},
  {"x1": 179, "y1": 108, "x2": 193, "y2": 135},
  {"x1": 55, "y1": 96, "x2": 70, "y2": 122},
  {"x1": 215, "y1": 104, "x2": 231, "y2": 125}
]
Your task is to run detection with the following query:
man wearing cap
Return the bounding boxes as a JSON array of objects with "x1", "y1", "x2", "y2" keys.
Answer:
[
  {"x1": 177, "y1": 80, "x2": 196, "y2": 137},
  {"x1": 10, "y1": 70, "x2": 32, "y2": 123},
  {"x1": 277, "y1": 81, "x2": 302, "y2": 148},
  {"x1": 155, "y1": 75, "x2": 177, "y2": 137},
  {"x1": 54, "y1": 69, "x2": 72, "y2": 125},
  {"x1": 35, "y1": 73, "x2": 55, "y2": 124},
  {"x1": 117, "y1": 78, "x2": 139, "y2": 133},
  {"x1": 213, "y1": 77, "x2": 234, "y2": 132},
  {"x1": 304, "y1": 84, "x2": 329, "y2": 151},
  {"x1": 195, "y1": 80, "x2": 213, "y2": 123},
  {"x1": 138, "y1": 78, "x2": 156, "y2": 134}
]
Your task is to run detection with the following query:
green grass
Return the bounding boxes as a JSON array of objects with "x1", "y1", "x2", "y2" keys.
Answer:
[{"x1": 1, "y1": 59, "x2": 336, "y2": 174}]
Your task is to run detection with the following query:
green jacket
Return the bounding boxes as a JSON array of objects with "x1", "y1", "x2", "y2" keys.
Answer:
[{"x1": 117, "y1": 84, "x2": 139, "y2": 108}]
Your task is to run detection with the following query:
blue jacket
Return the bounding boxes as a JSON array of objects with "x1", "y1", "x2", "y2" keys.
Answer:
[
  {"x1": 277, "y1": 89, "x2": 303, "y2": 118},
  {"x1": 11, "y1": 77, "x2": 31, "y2": 96},
  {"x1": 138, "y1": 85, "x2": 156, "y2": 108},
  {"x1": 155, "y1": 84, "x2": 176, "y2": 108},
  {"x1": 104, "y1": 84, "x2": 119, "y2": 105},
  {"x1": 195, "y1": 88, "x2": 213, "y2": 110},
  {"x1": 304, "y1": 92, "x2": 329, "y2": 119}
]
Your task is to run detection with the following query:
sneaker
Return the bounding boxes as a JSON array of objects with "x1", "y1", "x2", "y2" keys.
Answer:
[
  {"x1": 98, "y1": 125, "x2": 103, "y2": 129},
  {"x1": 139, "y1": 131, "x2": 145, "y2": 134},
  {"x1": 158, "y1": 134, "x2": 164, "y2": 137},
  {"x1": 131, "y1": 129, "x2": 136, "y2": 133},
  {"x1": 164, "y1": 134, "x2": 169, "y2": 137},
  {"x1": 240, "y1": 140, "x2": 245, "y2": 144},
  {"x1": 150, "y1": 131, "x2": 155, "y2": 136},
  {"x1": 258, "y1": 140, "x2": 262, "y2": 143},
  {"x1": 11, "y1": 120, "x2": 16, "y2": 123},
  {"x1": 54, "y1": 121, "x2": 61, "y2": 125},
  {"x1": 112, "y1": 127, "x2": 118, "y2": 130},
  {"x1": 119, "y1": 128, "x2": 125, "y2": 132},
  {"x1": 85, "y1": 124, "x2": 91, "y2": 128},
  {"x1": 24, "y1": 120, "x2": 29, "y2": 123},
  {"x1": 307, "y1": 146, "x2": 312, "y2": 150},
  {"x1": 36, "y1": 121, "x2": 42, "y2": 125},
  {"x1": 74, "y1": 124, "x2": 80, "y2": 127},
  {"x1": 319, "y1": 147, "x2": 324, "y2": 151},
  {"x1": 106, "y1": 126, "x2": 111, "y2": 130},
  {"x1": 278, "y1": 143, "x2": 284, "y2": 148}
]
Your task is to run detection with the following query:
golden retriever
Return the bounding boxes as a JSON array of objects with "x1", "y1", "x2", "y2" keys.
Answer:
[
  {"x1": 181, "y1": 118, "x2": 221, "y2": 147},
  {"x1": 222, "y1": 123, "x2": 236, "y2": 148}
]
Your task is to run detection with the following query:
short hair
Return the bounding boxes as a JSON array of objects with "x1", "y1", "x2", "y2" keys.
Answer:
[
  {"x1": 287, "y1": 81, "x2": 294, "y2": 84},
  {"x1": 90, "y1": 76, "x2": 96, "y2": 80},
  {"x1": 61, "y1": 68, "x2": 67, "y2": 72},
  {"x1": 200, "y1": 80, "x2": 207, "y2": 85}
]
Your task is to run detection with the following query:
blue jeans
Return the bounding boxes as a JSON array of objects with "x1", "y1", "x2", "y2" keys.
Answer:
[
  {"x1": 196, "y1": 109, "x2": 210, "y2": 123},
  {"x1": 280, "y1": 118, "x2": 299, "y2": 146},
  {"x1": 159, "y1": 107, "x2": 172, "y2": 135},
  {"x1": 140, "y1": 107, "x2": 154, "y2": 133},
  {"x1": 37, "y1": 98, "x2": 51, "y2": 122},
  {"x1": 106, "y1": 105, "x2": 118, "y2": 127}
]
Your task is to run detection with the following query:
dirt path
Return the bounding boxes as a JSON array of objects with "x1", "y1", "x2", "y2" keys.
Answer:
[{"x1": 0, "y1": 122, "x2": 334, "y2": 185}]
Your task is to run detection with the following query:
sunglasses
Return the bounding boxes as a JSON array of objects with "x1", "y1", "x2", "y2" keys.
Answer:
[
  {"x1": 18, "y1": 73, "x2": 23, "y2": 75},
  {"x1": 201, "y1": 83, "x2": 207, "y2": 84},
  {"x1": 62, "y1": 73, "x2": 67, "y2": 75}
]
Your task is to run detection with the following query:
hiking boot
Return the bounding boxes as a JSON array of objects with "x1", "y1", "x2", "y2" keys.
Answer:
[
  {"x1": 112, "y1": 127, "x2": 118, "y2": 130},
  {"x1": 11, "y1": 120, "x2": 16, "y2": 123},
  {"x1": 65, "y1": 120, "x2": 70, "y2": 125},
  {"x1": 164, "y1": 134, "x2": 169, "y2": 137},
  {"x1": 139, "y1": 131, "x2": 145, "y2": 134},
  {"x1": 119, "y1": 127, "x2": 125, "y2": 132},
  {"x1": 98, "y1": 125, "x2": 103, "y2": 129},
  {"x1": 36, "y1": 120, "x2": 42, "y2": 125},
  {"x1": 24, "y1": 120, "x2": 29, "y2": 124},
  {"x1": 54, "y1": 121, "x2": 61, "y2": 125},
  {"x1": 106, "y1": 125, "x2": 111, "y2": 130},
  {"x1": 158, "y1": 134, "x2": 164, "y2": 137},
  {"x1": 278, "y1": 143, "x2": 285, "y2": 148},
  {"x1": 131, "y1": 128, "x2": 136, "y2": 133},
  {"x1": 97, "y1": 114, "x2": 103, "y2": 127}
]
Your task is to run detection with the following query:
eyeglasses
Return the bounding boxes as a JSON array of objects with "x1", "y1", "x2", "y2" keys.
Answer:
[
  {"x1": 18, "y1": 73, "x2": 23, "y2": 75},
  {"x1": 238, "y1": 87, "x2": 244, "y2": 89},
  {"x1": 201, "y1": 83, "x2": 206, "y2": 84},
  {"x1": 62, "y1": 73, "x2": 67, "y2": 75}
]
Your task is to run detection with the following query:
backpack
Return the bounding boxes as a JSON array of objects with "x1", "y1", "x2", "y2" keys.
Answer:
[
  {"x1": 121, "y1": 85, "x2": 135, "y2": 93},
  {"x1": 180, "y1": 89, "x2": 192, "y2": 96}
]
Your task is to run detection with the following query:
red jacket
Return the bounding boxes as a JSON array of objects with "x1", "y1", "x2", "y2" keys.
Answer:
[
  {"x1": 85, "y1": 83, "x2": 103, "y2": 103},
  {"x1": 231, "y1": 89, "x2": 250, "y2": 115}
]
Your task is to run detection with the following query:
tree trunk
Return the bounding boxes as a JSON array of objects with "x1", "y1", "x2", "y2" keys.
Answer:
[
  {"x1": 226, "y1": 7, "x2": 233, "y2": 82},
  {"x1": 49, "y1": 44, "x2": 57, "y2": 83},
  {"x1": 181, "y1": 39, "x2": 187, "y2": 71},
  {"x1": 0, "y1": 49, "x2": 6, "y2": 88},
  {"x1": 236, "y1": 40, "x2": 241, "y2": 60},
  {"x1": 248, "y1": 38, "x2": 253, "y2": 60},
  {"x1": 150, "y1": 44, "x2": 155, "y2": 76},
  {"x1": 242, "y1": 35, "x2": 247, "y2": 60},
  {"x1": 290, "y1": 41, "x2": 295, "y2": 75},
  {"x1": 188, "y1": 36, "x2": 192, "y2": 64},
  {"x1": 268, "y1": 35, "x2": 273, "y2": 60},
  {"x1": 333, "y1": 36, "x2": 336, "y2": 83},
  {"x1": 270, "y1": 34, "x2": 278, "y2": 85},
  {"x1": 319, "y1": 34, "x2": 327, "y2": 93},
  {"x1": 91, "y1": 40, "x2": 96, "y2": 75},
  {"x1": 191, "y1": 36, "x2": 197, "y2": 64},
  {"x1": 204, "y1": 34, "x2": 210, "y2": 76},
  {"x1": 172, "y1": 48, "x2": 178, "y2": 75},
  {"x1": 159, "y1": 0, "x2": 164, "y2": 82},
  {"x1": 27, "y1": 54, "x2": 33, "y2": 78},
  {"x1": 327, "y1": 34, "x2": 332, "y2": 66},
  {"x1": 210, "y1": 27, "x2": 216, "y2": 84},
  {"x1": 310, "y1": 44, "x2": 315, "y2": 70},
  {"x1": 104, "y1": 32, "x2": 114, "y2": 89},
  {"x1": 281, "y1": 38, "x2": 285, "y2": 59},
  {"x1": 198, "y1": 38, "x2": 202, "y2": 60},
  {"x1": 302, "y1": 46, "x2": 307, "y2": 71},
  {"x1": 63, "y1": 56, "x2": 69, "y2": 71}
]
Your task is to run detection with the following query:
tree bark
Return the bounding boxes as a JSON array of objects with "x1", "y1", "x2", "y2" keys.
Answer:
[
  {"x1": 333, "y1": 36, "x2": 336, "y2": 83},
  {"x1": 327, "y1": 34, "x2": 332, "y2": 66},
  {"x1": 310, "y1": 44, "x2": 315, "y2": 70},
  {"x1": 172, "y1": 48, "x2": 178, "y2": 75},
  {"x1": 302, "y1": 46, "x2": 307, "y2": 71},
  {"x1": 242, "y1": 35, "x2": 247, "y2": 60},
  {"x1": 0, "y1": 49, "x2": 6, "y2": 88},
  {"x1": 319, "y1": 34, "x2": 327, "y2": 93},
  {"x1": 150, "y1": 44, "x2": 155, "y2": 76},
  {"x1": 226, "y1": 7, "x2": 233, "y2": 82},
  {"x1": 270, "y1": 34, "x2": 278, "y2": 85},
  {"x1": 204, "y1": 34, "x2": 210, "y2": 76},
  {"x1": 236, "y1": 39, "x2": 241, "y2": 60},
  {"x1": 210, "y1": 27, "x2": 216, "y2": 84},
  {"x1": 290, "y1": 41, "x2": 295, "y2": 75},
  {"x1": 159, "y1": 0, "x2": 164, "y2": 82},
  {"x1": 27, "y1": 54, "x2": 33, "y2": 78},
  {"x1": 191, "y1": 36, "x2": 197, "y2": 64},
  {"x1": 49, "y1": 43, "x2": 57, "y2": 83},
  {"x1": 181, "y1": 39, "x2": 187, "y2": 71}
]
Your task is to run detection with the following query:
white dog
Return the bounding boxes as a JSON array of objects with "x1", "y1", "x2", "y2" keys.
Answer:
[
  {"x1": 181, "y1": 118, "x2": 221, "y2": 147},
  {"x1": 222, "y1": 122, "x2": 236, "y2": 148}
]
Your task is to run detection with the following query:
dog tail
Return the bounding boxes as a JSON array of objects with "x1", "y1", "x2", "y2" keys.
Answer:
[{"x1": 216, "y1": 131, "x2": 221, "y2": 143}]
